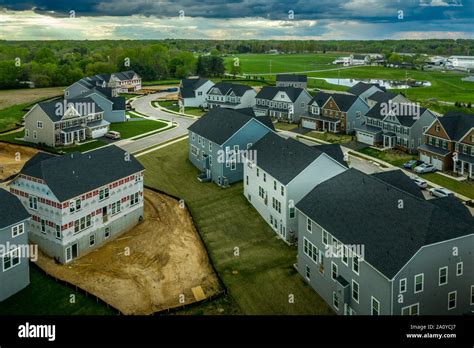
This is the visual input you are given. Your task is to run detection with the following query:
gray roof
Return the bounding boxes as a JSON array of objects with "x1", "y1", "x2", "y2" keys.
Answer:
[
  {"x1": 438, "y1": 111, "x2": 474, "y2": 141},
  {"x1": 276, "y1": 74, "x2": 307, "y2": 82},
  {"x1": 347, "y1": 82, "x2": 385, "y2": 96},
  {"x1": 255, "y1": 86, "x2": 306, "y2": 102},
  {"x1": 296, "y1": 168, "x2": 473, "y2": 279},
  {"x1": 354, "y1": 124, "x2": 383, "y2": 134},
  {"x1": 0, "y1": 189, "x2": 30, "y2": 229},
  {"x1": 366, "y1": 102, "x2": 428, "y2": 127},
  {"x1": 112, "y1": 70, "x2": 138, "y2": 81},
  {"x1": 312, "y1": 144, "x2": 346, "y2": 167},
  {"x1": 249, "y1": 132, "x2": 344, "y2": 185},
  {"x1": 208, "y1": 82, "x2": 253, "y2": 97},
  {"x1": 37, "y1": 98, "x2": 103, "y2": 123},
  {"x1": 180, "y1": 78, "x2": 211, "y2": 98},
  {"x1": 368, "y1": 91, "x2": 399, "y2": 104},
  {"x1": 20, "y1": 145, "x2": 144, "y2": 202},
  {"x1": 310, "y1": 91, "x2": 360, "y2": 112},
  {"x1": 188, "y1": 108, "x2": 274, "y2": 146},
  {"x1": 371, "y1": 170, "x2": 424, "y2": 199},
  {"x1": 417, "y1": 144, "x2": 450, "y2": 157}
]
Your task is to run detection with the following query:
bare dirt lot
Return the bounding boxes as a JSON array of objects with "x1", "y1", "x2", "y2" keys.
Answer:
[
  {"x1": 35, "y1": 189, "x2": 223, "y2": 315},
  {"x1": 0, "y1": 87, "x2": 64, "y2": 109},
  {"x1": 0, "y1": 142, "x2": 41, "y2": 180}
]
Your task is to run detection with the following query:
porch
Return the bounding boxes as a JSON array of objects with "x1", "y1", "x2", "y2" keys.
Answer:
[
  {"x1": 454, "y1": 153, "x2": 474, "y2": 179},
  {"x1": 57, "y1": 126, "x2": 87, "y2": 146}
]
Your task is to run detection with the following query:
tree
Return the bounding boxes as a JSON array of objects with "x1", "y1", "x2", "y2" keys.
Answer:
[{"x1": 229, "y1": 58, "x2": 242, "y2": 78}]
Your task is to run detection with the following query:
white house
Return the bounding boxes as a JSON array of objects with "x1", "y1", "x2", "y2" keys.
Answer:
[
  {"x1": 9, "y1": 145, "x2": 145, "y2": 264},
  {"x1": 447, "y1": 56, "x2": 474, "y2": 70},
  {"x1": 243, "y1": 132, "x2": 347, "y2": 243},
  {"x1": 179, "y1": 77, "x2": 215, "y2": 108},
  {"x1": 206, "y1": 82, "x2": 256, "y2": 109}
]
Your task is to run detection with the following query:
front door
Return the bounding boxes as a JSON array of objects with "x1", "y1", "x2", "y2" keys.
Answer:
[
  {"x1": 66, "y1": 243, "x2": 79, "y2": 263},
  {"x1": 71, "y1": 243, "x2": 78, "y2": 259}
]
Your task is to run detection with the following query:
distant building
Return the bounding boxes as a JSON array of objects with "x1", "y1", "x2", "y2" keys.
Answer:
[
  {"x1": 447, "y1": 56, "x2": 474, "y2": 71},
  {"x1": 276, "y1": 74, "x2": 308, "y2": 88},
  {"x1": 0, "y1": 189, "x2": 31, "y2": 302},
  {"x1": 347, "y1": 82, "x2": 385, "y2": 103},
  {"x1": 333, "y1": 55, "x2": 369, "y2": 66},
  {"x1": 69, "y1": 71, "x2": 141, "y2": 94}
]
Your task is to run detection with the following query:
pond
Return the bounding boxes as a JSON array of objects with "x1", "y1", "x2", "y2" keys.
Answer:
[{"x1": 311, "y1": 77, "x2": 431, "y2": 89}]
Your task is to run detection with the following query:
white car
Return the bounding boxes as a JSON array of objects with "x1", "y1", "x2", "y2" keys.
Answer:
[
  {"x1": 414, "y1": 163, "x2": 436, "y2": 174},
  {"x1": 412, "y1": 178, "x2": 428, "y2": 189},
  {"x1": 429, "y1": 187, "x2": 454, "y2": 198},
  {"x1": 105, "y1": 131, "x2": 121, "y2": 140}
]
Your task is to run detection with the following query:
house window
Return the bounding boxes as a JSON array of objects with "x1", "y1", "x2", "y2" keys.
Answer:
[
  {"x1": 280, "y1": 186, "x2": 284, "y2": 196},
  {"x1": 331, "y1": 262, "x2": 338, "y2": 280},
  {"x1": 414, "y1": 274, "x2": 424, "y2": 293},
  {"x1": 305, "y1": 265, "x2": 311, "y2": 280},
  {"x1": 99, "y1": 187, "x2": 109, "y2": 201},
  {"x1": 439, "y1": 267, "x2": 448, "y2": 286},
  {"x1": 258, "y1": 186, "x2": 265, "y2": 199},
  {"x1": 191, "y1": 145, "x2": 199, "y2": 157},
  {"x1": 401, "y1": 303, "x2": 419, "y2": 315},
  {"x1": 89, "y1": 234, "x2": 96, "y2": 247},
  {"x1": 230, "y1": 160, "x2": 236, "y2": 171},
  {"x1": 274, "y1": 181, "x2": 277, "y2": 190},
  {"x1": 333, "y1": 292, "x2": 339, "y2": 310},
  {"x1": 256, "y1": 168, "x2": 260, "y2": 177},
  {"x1": 448, "y1": 291, "x2": 456, "y2": 310},
  {"x1": 352, "y1": 280, "x2": 359, "y2": 303},
  {"x1": 105, "y1": 227, "x2": 111, "y2": 239},
  {"x1": 245, "y1": 176, "x2": 249, "y2": 186},
  {"x1": 303, "y1": 238, "x2": 318, "y2": 264},
  {"x1": 29, "y1": 196, "x2": 38, "y2": 210},
  {"x1": 37, "y1": 121, "x2": 43, "y2": 129},
  {"x1": 3, "y1": 248, "x2": 20, "y2": 271},
  {"x1": 111, "y1": 201, "x2": 121, "y2": 215},
  {"x1": 352, "y1": 254, "x2": 359, "y2": 275},
  {"x1": 356, "y1": 111, "x2": 361, "y2": 119},
  {"x1": 33, "y1": 131, "x2": 37, "y2": 139},
  {"x1": 342, "y1": 246, "x2": 348, "y2": 265},
  {"x1": 56, "y1": 225, "x2": 61, "y2": 239},
  {"x1": 263, "y1": 173, "x2": 266, "y2": 182},
  {"x1": 25, "y1": 129, "x2": 29, "y2": 137},
  {"x1": 306, "y1": 218, "x2": 312, "y2": 233},
  {"x1": 400, "y1": 278, "x2": 407, "y2": 293},
  {"x1": 289, "y1": 204, "x2": 295, "y2": 219},
  {"x1": 12, "y1": 223, "x2": 24, "y2": 238},
  {"x1": 435, "y1": 124, "x2": 440, "y2": 132},
  {"x1": 456, "y1": 262, "x2": 463, "y2": 276},
  {"x1": 75, "y1": 199, "x2": 81, "y2": 211},
  {"x1": 322, "y1": 230, "x2": 328, "y2": 245},
  {"x1": 130, "y1": 192, "x2": 139, "y2": 206},
  {"x1": 191, "y1": 132, "x2": 195, "y2": 141},
  {"x1": 209, "y1": 142, "x2": 212, "y2": 151},
  {"x1": 41, "y1": 219, "x2": 46, "y2": 234},
  {"x1": 371, "y1": 297, "x2": 380, "y2": 316}
]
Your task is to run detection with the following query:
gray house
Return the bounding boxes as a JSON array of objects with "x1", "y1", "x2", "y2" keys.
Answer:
[
  {"x1": 188, "y1": 108, "x2": 274, "y2": 187},
  {"x1": 347, "y1": 82, "x2": 385, "y2": 103},
  {"x1": 297, "y1": 168, "x2": 473, "y2": 315},
  {"x1": 355, "y1": 102, "x2": 436, "y2": 152},
  {"x1": 276, "y1": 74, "x2": 308, "y2": 88},
  {"x1": 0, "y1": 189, "x2": 31, "y2": 301},
  {"x1": 206, "y1": 82, "x2": 256, "y2": 110},
  {"x1": 254, "y1": 86, "x2": 312, "y2": 123}
]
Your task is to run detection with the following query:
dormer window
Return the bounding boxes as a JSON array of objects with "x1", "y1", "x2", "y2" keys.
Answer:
[{"x1": 435, "y1": 124, "x2": 440, "y2": 132}]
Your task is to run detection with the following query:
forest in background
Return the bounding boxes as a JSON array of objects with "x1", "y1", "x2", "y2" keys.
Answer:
[{"x1": 0, "y1": 39, "x2": 473, "y2": 89}]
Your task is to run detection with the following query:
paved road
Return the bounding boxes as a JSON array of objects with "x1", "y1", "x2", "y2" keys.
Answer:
[{"x1": 116, "y1": 92, "x2": 196, "y2": 154}]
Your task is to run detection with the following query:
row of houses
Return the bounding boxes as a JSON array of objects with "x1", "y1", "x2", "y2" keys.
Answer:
[
  {"x1": 187, "y1": 107, "x2": 473, "y2": 315},
  {"x1": 22, "y1": 71, "x2": 141, "y2": 148},
  {"x1": 0, "y1": 145, "x2": 145, "y2": 301}
]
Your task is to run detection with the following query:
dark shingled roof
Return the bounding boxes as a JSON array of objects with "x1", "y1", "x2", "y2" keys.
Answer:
[
  {"x1": 37, "y1": 97, "x2": 103, "y2": 123},
  {"x1": 438, "y1": 111, "x2": 474, "y2": 141},
  {"x1": 309, "y1": 91, "x2": 331, "y2": 106},
  {"x1": 276, "y1": 74, "x2": 308, "y2": 82},
  {"x1": 249, "y1": 133, "x2": 345, "y2": 185},
  {"x1": 113, "y1": 70, "x2": 138, "y2": 81},
  {"x1": 255, "y1": 86, "x2": 306, "y2": 102},
  {"x1": 309, "y1": 91, "x2": 360, "y2": 111},
  {"x1": 208, "y1": 82, "x2": 253, "y2": 97},
  {"x1": 296, "y1": 168, "x2": 473, "y2": 279},
  {"x1": 365, "y1": 102, "x2": 429, "y2": 127},
  {"x1": 368, "y1": 91, "x2": 399, "y2": 104},
  {"x1": 0, "y1": 189, "x2": 30, "y2": 229},
  {"x1": 110, "y1": 96, "x2": 126, "y2": 111},
  {"x1": 372, "y1": 170, "x2": 424, "y2": 199},
  {"x1": 180, "y1": 78, "x2": 211, "y2": 98},
  {"x1": 20, "y1": 145, "x2": 144, "y2": 202},
  {"x1": 188, "y1": 108, "x2": 274, "y2": 146},
  {"x1": 347, "y1": 82, "x2": 385, "y2": 96},
  {"x1": 312, "y1": 144, "x2": 346, "y2": 167}
]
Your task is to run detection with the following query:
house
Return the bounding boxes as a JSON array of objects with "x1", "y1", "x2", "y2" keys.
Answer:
[
  {"x1": 0, "y1": 189, "x2": 31, "y2": 301},
  {"x1": 9, "y1": 146, "x2": 144, "y2": 264},
  {"x1": 66, "y1": 71, "x2": 141, "y2": 95},
  {"x1": 355, "y1": 101, "x2": 436, "y2": 152},
  {"x1": 296, "y1": 168, "x2": 473, "y2": 315},
  {"x1": 347, "y1": 82, "x2": 386, "y2": 103},
  {"x1": 418, "y1": 111, "x2": 474, "y2": 177},
  {"x1": 300, "y1": 92, "x2": 369, "y2": 134},
  {"x1": 178, "y1": 77, "x2": 215, "y2": 108},
  {"x1": 23, "y1": 98, "x2": 110, "y2": 148},
  {"x1": 333, "y1": 55, "x2": 369, "y2": 66},
  {"x1": 447, "y1": 56, "x2": 474, "y2": 71},
  {"x1": 187, "y1": 108, "x2": 274, "y2": 187},
  {"x1": 65, "y1": 84, "x2": 126, "y2": 123},
  {"x1": 243, "y1": 132, "x2": 347, "y2": 243},
  {"x1": 254, "y1": 86, "x2": 312, "y2": 123},
  {"x1": 366, "y1": 91, "x2": 409, "y2": 109},
  {"x1": 206, "y1": 82, "x2": 256, "y2": 109},
  {"x1": 276, "y1": 74, "x2": 308, "y2": 88}
]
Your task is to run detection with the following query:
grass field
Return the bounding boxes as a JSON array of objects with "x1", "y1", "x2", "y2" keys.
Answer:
[
  {"x1": 421, "y1": 173, "x2": 474, "y2": 199},
  {"x1": 156, "y1": 101, "x2": 204, "y2": 116},
  {"x1": 0, "y1": 266, "x2": 114, "y2": 315},
  {"x1": 305, "y1": 131, "x2": 354, "y2": 144},
  {"x1": 110, "y1": 119, "x2": 168, "y2": 138},
  {"x1": 139, "y1": 140, "x2": 333, "y2": 315}
]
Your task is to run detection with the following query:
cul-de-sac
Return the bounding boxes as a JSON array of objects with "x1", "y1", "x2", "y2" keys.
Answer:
[{"x1": 0, "y1": 2, "x2": 473, "y2": 318}]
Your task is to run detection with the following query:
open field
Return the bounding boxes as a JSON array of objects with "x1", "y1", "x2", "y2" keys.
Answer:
[
  {"x1": 139, "y1": 140, "x2": 333, "y2": 315},
  {"x1": 0, "y1": 142, "x2": 41, "y2": 180},
  {"x1": 35, "y1": 189, "x2": 222, "y2": 315},
  {"x1": 0, "y1": 87, "x2": 64, "y2": 110}
]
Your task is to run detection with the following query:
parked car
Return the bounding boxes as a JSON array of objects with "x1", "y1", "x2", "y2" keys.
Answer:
[
  {"x1": 105, "y1": 131, "x2": 121, "y2": 140},
  {"x1": 412, "y1": 177, "x2": 428, "y2": 189},
  {"x1": 429, "y1": 187, "x2": 454, "y2": 198},
  {"x1": 404, "y1": 160, "x2": 424, "y2": 169},
  {"x1": 414, "y1": 163, "x2": 437, "y2": 174}
]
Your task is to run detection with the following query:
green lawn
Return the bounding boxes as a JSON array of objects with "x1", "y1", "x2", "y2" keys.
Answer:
[
  {"x1": 357, "y1": 147, "x2": 416, "y2": 167},
  {"x1": 155, "y1": 100, "x2": 204, "y2": 116},
  {"x1": 305, "y1": 131, "x2": 354, "y2": 144},
  {"x1": 110, "y1": 119, "x2": 168, "y2": 138},
  {"x1": 0, "y1": 266, "x2": 114, "y2": 315},
  {"x1": 119, "y1": 93, "x2": 140, "y2": 100},
  {"x1": 139, "y1": 140, "x2": 333, "y2": 315},
  {"x1": 0, "y1": 103, "x2": 29, "y2": 132},
  {"x1": 422, "y1": 173, "x2": 474, "y2": 199},
  {"x1": 274, "y1": 122, "x2": 297, "y2": 131}
]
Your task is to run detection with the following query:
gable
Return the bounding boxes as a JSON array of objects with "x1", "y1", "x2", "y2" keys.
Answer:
[
  {"x1": 459, "y1": 128, "x2": 474, "y2": 145},
  {"x1": 425, "y1": 119, "x2": 450, "y2": 140},
  {"x1": 272, "y1": 92, "x2": 292, "y2": 103},
  {"x1": 323, "y1": 97, "x2": 341, "y2": 111}
]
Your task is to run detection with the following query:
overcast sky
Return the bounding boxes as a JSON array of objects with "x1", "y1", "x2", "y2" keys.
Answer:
[{"x1": 1, "y1": 0, "x2": 473, "y2": 40}]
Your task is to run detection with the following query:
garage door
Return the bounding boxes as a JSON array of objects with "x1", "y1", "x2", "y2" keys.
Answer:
[
  {"x1": 432, "y1": 157, "x2": 443, "y2": 171},
  {"x1": 301, "y1": 119, "x2": 316, "y2": 130},
  {"x1": 356, "y1": 131, "x2": 374, "y2": 145},
  {"x1": 420, "y1": 153, "x2": 431, "y2": 164}
]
